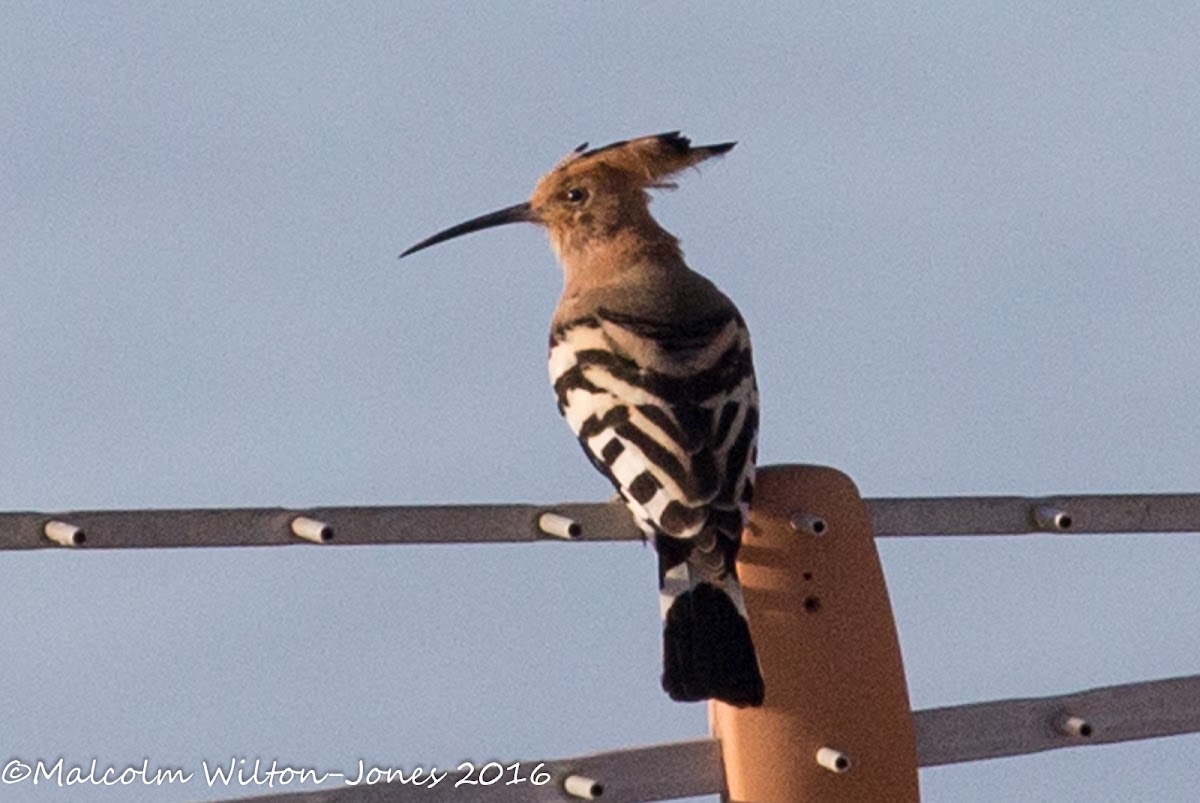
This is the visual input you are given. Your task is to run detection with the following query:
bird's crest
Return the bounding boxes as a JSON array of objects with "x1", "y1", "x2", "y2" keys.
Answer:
[
  {"x1": 551, "y1": 131, "x2": 735, "y2": 190},
  {"x1": 400, "y1": 131, "x2": 735, "y2": 259}
]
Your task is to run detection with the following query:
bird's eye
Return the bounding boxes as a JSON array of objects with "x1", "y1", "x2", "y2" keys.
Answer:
[{"x1": 565, "y1": 187, "x2": 589, "y2": 203}]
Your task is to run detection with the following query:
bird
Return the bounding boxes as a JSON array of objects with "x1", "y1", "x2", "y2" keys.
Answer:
[{"x1": 401, "y1": 132, "x2": 764, "y2": 707}]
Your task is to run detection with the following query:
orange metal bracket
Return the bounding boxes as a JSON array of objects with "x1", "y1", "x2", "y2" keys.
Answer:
[{"x1": 711, "y1": 465, "x2": 919, "y2": 801}]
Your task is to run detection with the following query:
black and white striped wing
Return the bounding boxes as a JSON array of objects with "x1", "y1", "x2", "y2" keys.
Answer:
[{"x1": 548, "y1": 307, "x2": 758, "y2": 569}]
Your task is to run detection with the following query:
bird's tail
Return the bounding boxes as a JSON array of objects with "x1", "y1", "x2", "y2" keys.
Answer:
[{"x1": 658, "y1": 536, "x2": 764, "y2": 707}]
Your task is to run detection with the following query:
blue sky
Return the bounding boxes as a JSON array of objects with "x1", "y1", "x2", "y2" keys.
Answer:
[{"x1": 3, "y1": 3, "x2": 1199, "y2": 801}]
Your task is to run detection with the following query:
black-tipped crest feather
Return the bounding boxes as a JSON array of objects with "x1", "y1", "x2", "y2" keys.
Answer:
[{"x1": 552, "y1": 132, "x2": 736, "y2": 185}]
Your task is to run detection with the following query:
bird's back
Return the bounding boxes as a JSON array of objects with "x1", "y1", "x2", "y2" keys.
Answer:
[{"x1": 549, "y1": 262, "x2": 763, "y2": 705}]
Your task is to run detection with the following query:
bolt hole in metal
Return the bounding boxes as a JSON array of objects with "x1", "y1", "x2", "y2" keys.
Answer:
[
  {"x1": 291, "y1": 516, "x2": 334, "y2": 543},
  {"x1": 564, "y1": 774, "x2": 604, "y2": 799},
  {"x1": 538, "y1": 512, "x2": 582, "y2": 540},
  {"x1": 789, "y1": 513, "x2": 828, "y2": 536},
  {"x1": 1034, "y1": 505, "x2": 1073, "y2": 532},
  {"x1": 816, "y1": 747, "x2": 851, "y2": 774},
  {"x1": 44, "y1": 520, "x2": 85, "y2": 546},
  {"x1": 1059, "y1": 714, "x2": 1093, "y2": 738}
]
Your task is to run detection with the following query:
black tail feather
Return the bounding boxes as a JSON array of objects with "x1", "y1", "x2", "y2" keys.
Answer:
[{"x1": 661, "y1": 582, "x2": 764, "y2": 707}]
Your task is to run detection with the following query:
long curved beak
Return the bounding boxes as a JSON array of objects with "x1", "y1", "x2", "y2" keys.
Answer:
[{"x1": 400, "y1": 202, "x2": 536, "y2": 258}]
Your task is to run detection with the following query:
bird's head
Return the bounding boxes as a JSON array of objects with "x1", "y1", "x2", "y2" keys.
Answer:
[{"x1": 400, "y1": 132, "x2": 735, "y2": 262}]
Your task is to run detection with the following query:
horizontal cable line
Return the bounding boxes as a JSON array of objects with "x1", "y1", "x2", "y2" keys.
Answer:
[
  {"x1": 2, "y1": 493, "x2": 1199, "y2": 551},
  {"x1": 218, "y1": 675, "x2": 1200, "y2": 802},
  {"x1": 914, "y1": 674, "x2": 1200, "y2": 767}
]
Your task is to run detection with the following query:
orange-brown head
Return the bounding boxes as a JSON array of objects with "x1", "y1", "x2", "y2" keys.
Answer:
[{"x1": 400, "y1": 132, "x2": 734, "y2": 267}]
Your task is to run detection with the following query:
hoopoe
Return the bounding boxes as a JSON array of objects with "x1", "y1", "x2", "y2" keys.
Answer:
[{"x1": 402, "y1": 132, "x2": 764, "y2": 707}]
